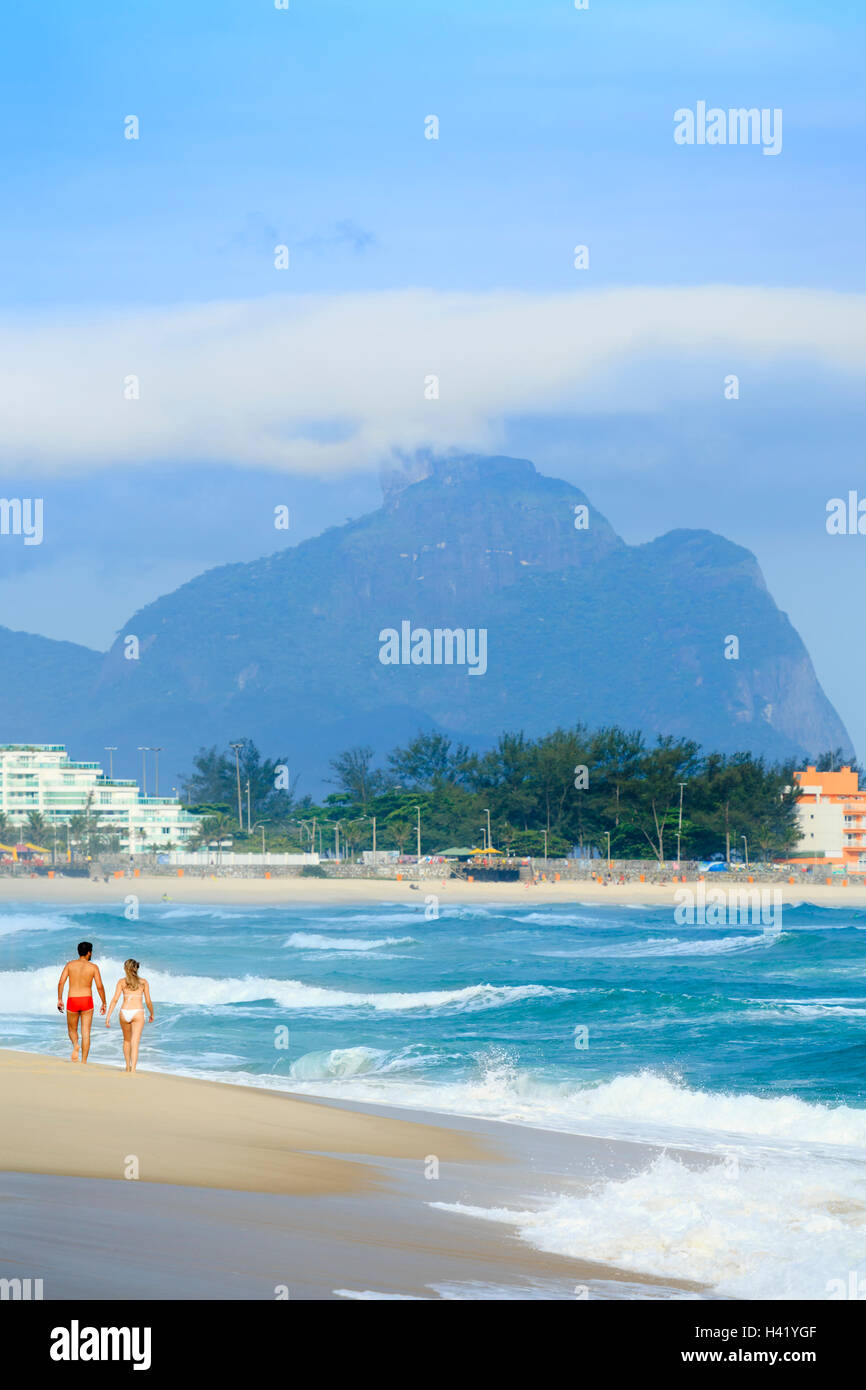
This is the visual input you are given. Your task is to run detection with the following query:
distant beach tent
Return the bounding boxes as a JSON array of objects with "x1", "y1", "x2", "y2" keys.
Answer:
[
  {"x1": 437, "y1": 846, "x2": 506, "y2": 859},
  {"x1": 0, "y1": 842, "x2": 49, "y2": 861}
]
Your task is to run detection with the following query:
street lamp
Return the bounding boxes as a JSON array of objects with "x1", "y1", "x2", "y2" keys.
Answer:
[
  {"x1": 291, "y1": 818, "x2": 313, "y2": 853},
  {"x1": 359, "y1": 813, "x2": 377, "y2": 855},
  {"x1": 137, "y1": 747, "x2": 150, "y2": 797},
  {"x1": 152, "y1": 746, "x2": 163, "y2": 798},
  {"x1": 104, "y1": 747, "x2": 117, "y2": 780},
  {"x1": 483, "y1": 807, "x2": 492, "y2": 851},
  {"x1": 742, "y1": 835, "x2": 749, "y2": 870},
  {"x1": 229, "y1": 744, "x2": 244, "y2": 830},
  {"x1": 415, "y1": 805, "x2": 422, "y2": 863},
  {"x1": 245, "y1": 779, "x2": 251, "y2": 833},
  {"x1": 251, "y1": 821, "x2": 269, "y2": 855}
]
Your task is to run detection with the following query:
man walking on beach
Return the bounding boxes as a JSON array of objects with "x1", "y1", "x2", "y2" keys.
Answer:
[{"x1": 57, "y1": 942, "x2": 106, "y2": 1063}]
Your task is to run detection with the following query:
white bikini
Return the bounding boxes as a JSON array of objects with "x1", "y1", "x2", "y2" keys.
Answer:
[{"x1": 119, "y1": 986, "x2": 144, "y2": 1023}]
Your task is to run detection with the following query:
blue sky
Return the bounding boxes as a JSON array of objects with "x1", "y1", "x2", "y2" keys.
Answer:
[
  {"x1": 2, "y1": 0, "x2": 864, "y2": 303},
  {"x1": 1, "y1": 0, "x2": 864, "y2": 754}
]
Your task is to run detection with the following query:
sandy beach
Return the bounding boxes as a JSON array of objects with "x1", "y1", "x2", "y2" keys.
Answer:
[
  {"x1": 0, "y1": 1049, "x2": 490, "y2": 1196},
  {"x1": 0, "y1": 872, "x2": 860, "y2": 909},
  {"x1": 0, "y1": 1050, "x2": 707, "y2": 1300}
]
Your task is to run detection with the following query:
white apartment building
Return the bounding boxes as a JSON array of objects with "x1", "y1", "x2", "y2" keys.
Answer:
[{"x1": 0, "y1": 744, "x2": 202, "y2": 856}]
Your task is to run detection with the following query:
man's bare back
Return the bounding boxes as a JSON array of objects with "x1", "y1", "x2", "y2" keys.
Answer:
[
  {"x1": 57, "y1": 944, "x2": 106, "y2": 1063},
  {"x1": 64, "y1": 958, "x2": 99, "y2": 997}
]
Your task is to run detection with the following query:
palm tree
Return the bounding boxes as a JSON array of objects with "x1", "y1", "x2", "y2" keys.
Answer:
[
  {"x1": 191, "y1": 812, "x2": 234, "y2": 850},
  {"x1": 388, "y1": 817, "x2": 413, "y2": 854},
  {"x1": 68, "y1": 793, "x2": 107, "y2": 861},
  {"x1": 25, "y1": 810, "x2": 48, "y2": 842},
  {"x1": 340, "y1": 818, "x2": 368, "y2": 863}
]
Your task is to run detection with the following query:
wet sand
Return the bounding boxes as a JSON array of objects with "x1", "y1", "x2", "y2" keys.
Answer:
[{"x1": 0, "y1": 1049, "x2": 709, "y2": 1301}]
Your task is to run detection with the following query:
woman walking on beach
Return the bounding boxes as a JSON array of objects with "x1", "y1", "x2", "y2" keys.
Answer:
[{"x1": 106, "y1": 958, "x2": 154, "y2": 1073}]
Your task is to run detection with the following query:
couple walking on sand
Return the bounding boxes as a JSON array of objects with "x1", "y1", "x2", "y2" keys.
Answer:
[{"x1": 57, "y1": 942, "x2": 154, "y2": 1072}]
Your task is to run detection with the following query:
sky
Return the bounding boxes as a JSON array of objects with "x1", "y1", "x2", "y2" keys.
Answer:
[{"x1": 0, "y1": 0, "x2": 864, "y2": 754}]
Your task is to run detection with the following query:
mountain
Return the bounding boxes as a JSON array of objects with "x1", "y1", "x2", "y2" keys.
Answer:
[
  {"x1": 0, "y1": 455, "x2": 852, "y2": 790},
  {"x1": 0, "y1": 627, "x2": 100, "y2": 733}
]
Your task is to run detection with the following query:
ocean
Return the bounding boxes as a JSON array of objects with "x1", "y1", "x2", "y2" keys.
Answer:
[{"x1": 2, "y1": 894, "x2": 865, "y2": 1300}]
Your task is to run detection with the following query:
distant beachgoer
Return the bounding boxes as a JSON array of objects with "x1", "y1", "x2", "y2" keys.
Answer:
[
  {"x1": 105, "y1": 958, "x2": 154, "y2": 1073},
  {"x1": 57, "y1": 942, "x2": 106, "y2": 1063}
]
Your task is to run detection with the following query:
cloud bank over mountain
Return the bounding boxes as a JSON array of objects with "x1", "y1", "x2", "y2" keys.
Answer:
[{"x1": 2, "y1": 286, "x2": 864, "y2": 473}]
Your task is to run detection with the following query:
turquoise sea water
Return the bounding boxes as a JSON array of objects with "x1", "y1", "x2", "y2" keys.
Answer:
[{"x1": 2, "y1": 895, "x2": 866, "y2": 1298}]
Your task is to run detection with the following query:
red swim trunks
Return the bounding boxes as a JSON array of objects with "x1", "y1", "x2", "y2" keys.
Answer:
[{"x1": 66, "y1": 996, "x2": 93, "y2": 1013}]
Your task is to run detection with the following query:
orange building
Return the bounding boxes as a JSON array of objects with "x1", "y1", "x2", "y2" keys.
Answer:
[{"x1": 792, "y1": 766, "x2": 866, "y2": 870}]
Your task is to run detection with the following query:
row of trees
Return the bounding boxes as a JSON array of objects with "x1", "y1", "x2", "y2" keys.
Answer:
[
  {"x1": 0, "y1": 730, "x2": 841, "y2": 864},
  {"x1": 178, "y1": 728, "x2": 846, "y2": 864}
]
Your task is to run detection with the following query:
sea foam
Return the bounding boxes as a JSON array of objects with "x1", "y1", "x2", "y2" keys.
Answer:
[
  {"x1": 431, "y1": 1151, "x2": 866, "y2": 1300},
  {"x1": 0, "y1": 963, "x2": 570, "y2": 1015}
]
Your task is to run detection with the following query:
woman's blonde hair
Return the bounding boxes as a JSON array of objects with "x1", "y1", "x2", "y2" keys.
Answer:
[{"x1": 123, "y1": 958, "x2": 143, "y2": 991}]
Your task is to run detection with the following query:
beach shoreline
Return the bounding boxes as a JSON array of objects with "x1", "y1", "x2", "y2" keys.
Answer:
[
  {"x1": 0, "y1": 1049, "x2": 706, "y2": 1300},
  {"x1": 4, "y1": 886, "x2": 863, "y2": 1301},
  {"x1": 0, "y1": 1048, "x2": 493, "y2": 1197},
  {"x1": 0, "y1": 873, "x2": 860, "y2": 909}
]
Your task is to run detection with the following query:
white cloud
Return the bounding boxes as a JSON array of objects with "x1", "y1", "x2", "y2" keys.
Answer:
[{"x1": 1, "y1": 287, "x2": 865, "y2": 474}]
